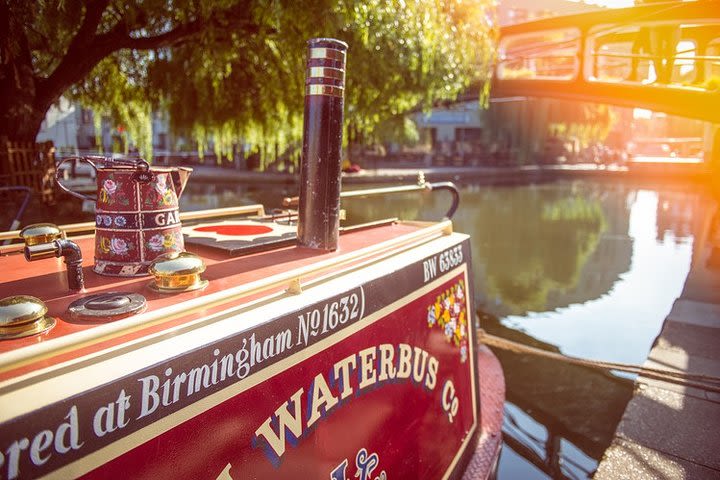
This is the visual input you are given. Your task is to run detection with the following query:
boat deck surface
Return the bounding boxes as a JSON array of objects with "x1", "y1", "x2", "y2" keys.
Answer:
[{"x1": 0, "y1": 221, "x2": 430, "y2": 381}]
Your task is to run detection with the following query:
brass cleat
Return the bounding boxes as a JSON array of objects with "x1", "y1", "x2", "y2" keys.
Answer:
[
  {"x1": 0, "y1": 295, "x2": 55, "y2": 340},
  {"x1": 148, "y1": 252, "x2": 208, "y2": 293}
]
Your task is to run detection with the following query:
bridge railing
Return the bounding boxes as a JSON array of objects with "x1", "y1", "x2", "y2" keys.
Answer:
[
  {"x1": 494, "y1": 2, "x2": 720, "y2": 122},
  {"x1": 499, "y1": 20, "x2": 720, "y2": 88},
  {"x1": 499, "y1": 27, "x2": 581, "y2": 80}
]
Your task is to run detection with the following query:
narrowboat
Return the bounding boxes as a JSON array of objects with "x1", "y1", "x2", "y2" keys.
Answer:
[{"x1": 0, "y1": 38, "x2": 504, "y2": 479}]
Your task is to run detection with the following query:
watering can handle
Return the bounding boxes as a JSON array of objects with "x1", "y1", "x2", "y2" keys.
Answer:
[
  {"x1": 103, "y1": 157, "x2": 151, "y2": 171},
  {"x1": 55, "y1": 157, "x2": 152, "y2": 201},
  {"x1": 55, "y1": 157, "x2": 100, "y2": 201}
]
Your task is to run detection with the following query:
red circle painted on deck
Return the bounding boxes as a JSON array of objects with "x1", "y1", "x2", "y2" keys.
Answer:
[{"x1": 194, "y1": 225, "x2": 273, "y2": 236}]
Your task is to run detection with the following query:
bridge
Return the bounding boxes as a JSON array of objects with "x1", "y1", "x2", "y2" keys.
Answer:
[{"x1": 492, "y1": 1, "x2": 720, "y2": 123}]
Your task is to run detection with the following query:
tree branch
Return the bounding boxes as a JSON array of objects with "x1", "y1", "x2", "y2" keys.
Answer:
[
  {"x1": 35, "y1": 0, "x2": 113, "y2": 107},
  {"x1": 36, "y1": 3, "x2": 262, "y2": 113},
  {"x1": 119, "y1": 18, "x2": 207, "y2": 50},
  {"x1": 73, "y1": 0, "x2": 112, "y2": 45},
  {"x1": 117, "y1": 17, "x2": 263, "y2": 51}
]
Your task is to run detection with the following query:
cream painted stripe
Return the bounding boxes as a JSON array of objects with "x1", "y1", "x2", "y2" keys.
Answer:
[
  {"x1": 43, "y1": 266, "x2": 472, "y2": 479},
  {"x1": 0, "y1": 287, "x2": 281, "y2": 394},
  {"x1": 0, "y1": 220, "x2": 452, "y2": 375}
]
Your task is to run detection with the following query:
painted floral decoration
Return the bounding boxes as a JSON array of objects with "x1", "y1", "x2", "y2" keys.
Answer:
[
  {"x1": 145, "y1": 174, "x2": 175, "y2": 207},
  {"x1": 99, "y1": 236, "x2": 134, "y2": 256},
  {"x1": 146, "y1": 231, "x2": 182, "y2": 253},
  {"x1": 98, "y1": 175, "x2": 129, "y2": 206},
  {"x1": 426, "y1": 280, "x2": 468, "y2": 363},
  {"x1": 111, "y1": 238, "x2": 129, "y2": 255},
  {"x1": 103, "y1": 179, "x2": 117, "y2": 195},
  {"x1": 148, "y1": 234, "x2": 164, "y2": 252}
]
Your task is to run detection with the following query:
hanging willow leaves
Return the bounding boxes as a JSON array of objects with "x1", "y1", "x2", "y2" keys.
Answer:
[{"x1": 4, "y1": 0, "x2": 496, "y2": 165}]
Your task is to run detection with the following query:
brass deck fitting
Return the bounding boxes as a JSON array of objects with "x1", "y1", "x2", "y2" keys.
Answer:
[
  {"x1": 0, "y1": 295, "x2": 55, "y2": 340},
  {"x1": 20, "y1": 223, "x2": 84, "y2": 292},
  {"x1": 19, "y1": 223, "x2": 64, "y2": 246},
  {"x1": 148, "y1": 252, "x2": 208, "y2": 293}
]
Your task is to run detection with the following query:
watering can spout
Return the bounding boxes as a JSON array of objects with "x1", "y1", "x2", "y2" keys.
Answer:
[{"x1": 172, "y1": 167, "x2": 193, "y2": 197}]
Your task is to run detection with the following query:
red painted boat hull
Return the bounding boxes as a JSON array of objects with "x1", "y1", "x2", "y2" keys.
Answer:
[{"x1": 0, "y1": 223, "x2": 503, "y2": 479}]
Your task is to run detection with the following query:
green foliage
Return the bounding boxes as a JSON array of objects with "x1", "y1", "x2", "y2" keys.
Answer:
[
  {"x1": 469, "y1": 186, "x2": 607, "y2": 314},
  {"x1": 24, "y1": 0, "x2": 496, "y2": 163},
  {"x1": 548, "y1": 102, "x2": 617, "y2": 147},
  {"x1": 74, "y1": 55, "x2": 155, "y2": 158},
  {"x1": 341, "y1": 182, "x2": 608, "y2": 315},
  {"x1": 373, "y1": 116, "x2": 421, "y2": 146}
]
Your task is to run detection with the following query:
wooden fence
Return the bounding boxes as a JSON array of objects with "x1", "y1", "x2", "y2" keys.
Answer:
[{"x1": 0, "y1": 139, "x2": 56, "y2": 204}]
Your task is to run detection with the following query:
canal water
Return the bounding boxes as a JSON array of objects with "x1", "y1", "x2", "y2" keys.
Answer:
[{"x1": 180, "y1": 178, "x2": 714, "y2": 479}]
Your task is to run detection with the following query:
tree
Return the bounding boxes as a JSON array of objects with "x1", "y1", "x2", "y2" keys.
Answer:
[
  {"x1": 547, "y1": 100, "x2": 618, "y2": 148},
  {"x1": 1, "y1": 0, "x2": 496, "y2": 163}
]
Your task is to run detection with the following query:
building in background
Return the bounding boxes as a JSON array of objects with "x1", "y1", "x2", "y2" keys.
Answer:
[
  {"x1": 36, "y1": 99, "x2": 172, "y2": 157},
  {"x1": 35, "y1": 98, "x2": 80, "y2": 154}
]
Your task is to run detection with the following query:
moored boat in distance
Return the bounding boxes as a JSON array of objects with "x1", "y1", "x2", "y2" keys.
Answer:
[{"x1": 0, "y1": 38, "x2": 504, "y2": 480}]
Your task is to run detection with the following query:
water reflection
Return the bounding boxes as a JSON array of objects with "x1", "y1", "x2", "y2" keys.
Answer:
[
  {"x1": 483, "y1": 311, "x2": 634, "y2": 479},
  {"x1": 464, "y1": 186, "x2": 609, "y2": 315},
  {"x1": 343, "y1": 182, "x2": 633, "y2": 317}
]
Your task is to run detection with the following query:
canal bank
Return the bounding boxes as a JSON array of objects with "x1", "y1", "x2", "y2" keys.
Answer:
[
  {"x1": 595, "y1": 199, "x2": 720, "y2": 479},
  {"x1": 185, "y1": 161, "x2": 712, "y2": 186}
]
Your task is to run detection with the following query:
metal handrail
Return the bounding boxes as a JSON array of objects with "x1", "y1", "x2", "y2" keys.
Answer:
[
  {"x1": 284, "y1": 178, "x2": 461, "y2": 220},
  {"x1": 342, "y1": 182, "x2": 460, "y2": 219}
]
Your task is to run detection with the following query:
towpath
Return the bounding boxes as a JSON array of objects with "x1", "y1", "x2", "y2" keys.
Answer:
[
  {"x1": 185, "y1": 161, "x2": 709, "y2": 186},
  {"x1": 595, "y1": 201, "x2": 720, "y2": 479}
]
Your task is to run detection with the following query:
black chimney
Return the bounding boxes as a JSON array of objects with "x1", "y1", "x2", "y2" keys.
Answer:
[{"x1": 297, "y1": 38, "x2": 348, "y2": 251}]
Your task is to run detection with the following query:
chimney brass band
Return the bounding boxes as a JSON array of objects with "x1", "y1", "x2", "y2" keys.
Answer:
[
  {"x1": 306, "y1": 44, "x2": 346, "y2": 97},
  {"x1": 308, "y1": 47, "x2": 346, "y2": 62},
  {"x1": 305, "y1": 84, "x2": 345, "y2": 98},
  {"x1": 307, "y1": 67, "x2": 345, "y2": 82}
]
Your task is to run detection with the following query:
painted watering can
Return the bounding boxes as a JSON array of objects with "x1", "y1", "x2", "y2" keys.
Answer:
[{"x1": 56, "y1": 157, "x2": 192, "y2": 276}]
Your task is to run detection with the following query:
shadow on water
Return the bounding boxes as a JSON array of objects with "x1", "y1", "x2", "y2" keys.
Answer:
[{"x1": 481, "y1": 311, "x2": 634, "y2": 479}]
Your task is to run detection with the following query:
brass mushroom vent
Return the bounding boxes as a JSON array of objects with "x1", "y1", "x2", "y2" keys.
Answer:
[
  {"x1": 148, "y1": 252, "x2": 208, "y2": 293},
  {"x1": 0, "y1": 295, "x2": 55, "y2": 340},
  {"x1": 19, "y1": 223, "x2": 64, "y2": 246}
]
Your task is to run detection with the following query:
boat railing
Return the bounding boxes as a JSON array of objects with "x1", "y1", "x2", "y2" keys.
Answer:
[{"x1": 284, "y1": 178, "x2": 461, "y2": 220}]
